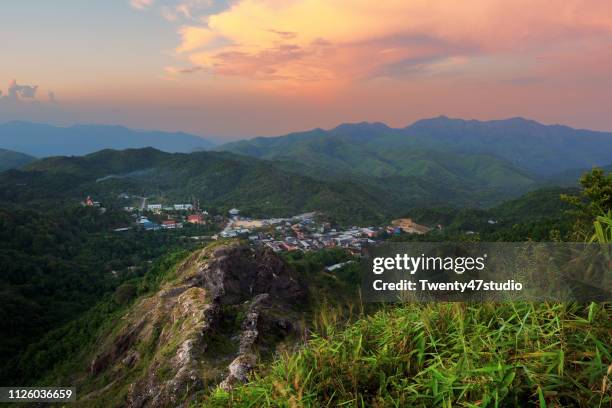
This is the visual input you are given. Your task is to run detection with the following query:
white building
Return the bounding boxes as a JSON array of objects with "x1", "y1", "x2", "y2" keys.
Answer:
[{"x1": 147, "y1": 204, "x2": 162, "y2": 211}]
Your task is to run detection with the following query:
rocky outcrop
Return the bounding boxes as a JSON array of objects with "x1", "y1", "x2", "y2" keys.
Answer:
[
  {"x1": 84, "y1": 243, "x2": 305, "y2": 408},
  {"x1": 220, "y1": 293, "x2": 269, "y2": 390}
]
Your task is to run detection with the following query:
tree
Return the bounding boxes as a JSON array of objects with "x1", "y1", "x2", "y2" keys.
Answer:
[{"x1": 561, "y1": 168, "x2": 612, "y2": 240}]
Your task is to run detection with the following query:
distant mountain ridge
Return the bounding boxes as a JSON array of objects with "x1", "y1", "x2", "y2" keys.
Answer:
[
  {"x1": 0, "y1": 148, "x2": 36, "y2": 171},
  {"x1": 0, "y1": 121, "x2": 216, "y2": 157},
  {"x1": 220, "y1": 116, "x2": 612, "y2": 176},
  {"x1": 2, "y1": 117, "x2": 610, "y2": 213}
]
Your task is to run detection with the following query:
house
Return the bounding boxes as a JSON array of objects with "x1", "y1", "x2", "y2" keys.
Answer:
[
  {"x1": 84, "y1": 196, "x2": 101, "y2": 207},
  {"x1": 361, "y1": 228, "x2": 377, "y2": 238},
  {"x1": 220, "y1": 230, "x2": 238, "y2": 238},
  {"x1": 161, "y1": 220, "x2": 182, "y2": 229},
  {"x1": 229, "y1": 208, "x2": 240, "y2": 217},
  {"x1": 174, "y1": 204, "x2": 193, "y2": 211},
  {"x1": 147, "y1": 204, "x2": 162, "y2": 212},
  {"x1": 334, "y1": 235, "x2": 353, "y2": 246},
  {"x1": 187, "y1": 214, "x2": 205, "y2": 224},
  {"x1": 141, "y1": 220, "x2": 160, "y2": 231}
]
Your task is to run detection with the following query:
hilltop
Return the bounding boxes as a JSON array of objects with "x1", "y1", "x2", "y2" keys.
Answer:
[
  {"x1": 8, "y1": 242, "x2": 362, "y2": 407},
  {"x1": 75, "y1": 243, "x2": 307, "y2": 407}
]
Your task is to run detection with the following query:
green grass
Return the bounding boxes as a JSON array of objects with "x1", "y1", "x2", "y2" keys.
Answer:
[{"x1": 203, "y1": 302, "x2": 611, "y2": 407}]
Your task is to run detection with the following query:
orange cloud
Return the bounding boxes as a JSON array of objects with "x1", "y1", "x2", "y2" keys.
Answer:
[
  {"x1": 130, "y1": 0, "x2": 154, "y2": 10},
  {"x1": 172, "y1": 0, "x2": 612, "y2": 85},
  {"x1": 176, "y1": 26, "x2": 217, "y2": 52}
]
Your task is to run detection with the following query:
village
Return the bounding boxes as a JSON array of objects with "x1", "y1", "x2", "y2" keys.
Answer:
[
  {"x1": 85, "y1": 195, "x2": 436, "y2": 252},
  {"x1": 218, "y1": 209, "x2": 437, "y2": 254},
  {"x1": 131, "y1": 202, "x2": 208, "y2": 231}
]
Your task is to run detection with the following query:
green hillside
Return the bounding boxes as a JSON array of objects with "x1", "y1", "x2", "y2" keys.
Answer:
[
  {"x1": 1, "y1": 147, "x2": 392, "y2": 224},
  {"x1": 0, "y1": 148, "x2": 36, "y2": 171},
  {"x1": 403, "y1": 117, "x2": 612, "y2": 175},
  {"x1": 221, "y1": 117, "x2": 612, "y2": 178},
  {"x1": 391, "y1": 188, "x2": 577, "y2": 241},
  {"x1": 221, "y1": 125, "x2": 539, "y2": 208}
]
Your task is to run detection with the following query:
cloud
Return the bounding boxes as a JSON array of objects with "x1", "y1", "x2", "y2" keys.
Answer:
[
  {"x1": 268, "y1": 29, "x2": 297, "y2": 40},
  {"x1": 170, "y1": 0, "x2": 612, "y2": 85},
  {"x1": 130, "y1": 0, "x2": 154, "y2": 10},
  {"x1": 164, "y1": 65, "x2": 206, "y2": 76},
  {"x1": 4, "y1": 80, "x2": 38, "y2": 100},
  {"x1": 136, "y1": 0, "x2": 216, "y2": 21},
  {"x1": 176, "y1": 26, "x2": 217, "y2": 52},
  {"x1": 1, "y1": 80, "x2": 60, "y2": 106}
]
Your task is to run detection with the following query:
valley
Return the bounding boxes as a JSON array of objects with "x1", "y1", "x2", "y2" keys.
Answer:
[{"x1": 0, "y1": 118, "x2": 610, "y2": 407}]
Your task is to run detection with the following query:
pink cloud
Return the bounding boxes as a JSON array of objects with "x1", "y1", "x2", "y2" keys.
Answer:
[{"x1": 170, "y1": 0, "x2": 612, "y2": 87}]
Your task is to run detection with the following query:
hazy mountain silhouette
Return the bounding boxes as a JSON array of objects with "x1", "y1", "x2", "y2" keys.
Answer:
[{"x1": 0, "y1": 121, "x2": 216, "y2": 157}]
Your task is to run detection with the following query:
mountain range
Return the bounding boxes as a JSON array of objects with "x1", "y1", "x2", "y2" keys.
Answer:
[
  {"x1": 220, "y1": 116, "x2": 612, "y2": 176},
  {"x1": 219, "y1": 117, "x2": 612, "y2": 208},
  {"x1": 1, "y1": 117, "x2": 611, "y2": 220},
  {"x1": 0, "y1": 121, "x2": 216, "y2": 157}
]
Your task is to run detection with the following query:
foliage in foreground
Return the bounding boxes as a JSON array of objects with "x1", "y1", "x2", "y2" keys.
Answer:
[
  {"x1": 591, "y1": 211, "x2": 612, "y2": 244},
  {"x1": 205, "y1": 302, "x2": 611, "y2": 407},
  {"x1": 562, "y1": 168, "x2": 612, "y2": 240}
]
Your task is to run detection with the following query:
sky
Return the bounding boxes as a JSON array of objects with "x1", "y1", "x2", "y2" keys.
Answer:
[{"x1": 1, "y1": 0, "x2": 612, "y2": 140}]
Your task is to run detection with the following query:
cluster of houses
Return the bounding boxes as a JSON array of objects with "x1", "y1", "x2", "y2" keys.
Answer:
[
  {"x1": 216, "y1": 211, "x2": 446, "y2": 254},
  {"x1": 258, "y1": 224, "x2": 379, "y2": 255},
  {"x1": 111, "y1": 195, "x2": 440, "y2": 247},
  {"x1": 143, "y1": 203, "x2": 194, "y2": 212},
  {"x1": 135, "y1": 212, "x2": 207, "y2": 231},
  {"x1": 216, "y1": 210, "x2": 381, "y2": 254},
  {"x1": 114, "y1": 197, "x2": 210, "y2": 232}
]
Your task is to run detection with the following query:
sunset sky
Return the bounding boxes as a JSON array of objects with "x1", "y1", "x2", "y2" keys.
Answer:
[{"x1": 2, "y1": 0, "x2": 612, "y2": 140}]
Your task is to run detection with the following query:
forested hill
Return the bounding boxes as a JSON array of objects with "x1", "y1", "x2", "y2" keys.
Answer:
[
  {"x1": 0, "y1": 147, "x2": 392, "y2": 224},
  {"x1": 0, "y1": 148, "x2": 35, "y2": 171},
  {"x1": 220, "y1": 116, "x2": 612, "y2": 177}
]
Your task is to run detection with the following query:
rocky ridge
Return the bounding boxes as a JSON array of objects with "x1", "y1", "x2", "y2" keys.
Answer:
[{"x1": 83, "y1": 243, "x2": 305, "y2": 407}]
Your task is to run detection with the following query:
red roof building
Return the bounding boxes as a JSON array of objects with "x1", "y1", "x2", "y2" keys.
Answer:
[
  {"x1": 187, "y1": 214, "x2": 204, "y2": 224},
  {"x1": 162, "y1": 220, "x2": 180, "y2": 229}
]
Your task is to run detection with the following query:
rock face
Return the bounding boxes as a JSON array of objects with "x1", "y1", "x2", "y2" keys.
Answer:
[
  {"x1": 220, "y1": 293, "x2": 269, "y2": 390},
  {"x1": 85, "y1": 243, "x2": 305, "y2": 408}
]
